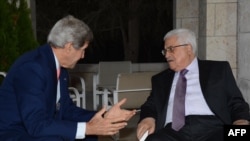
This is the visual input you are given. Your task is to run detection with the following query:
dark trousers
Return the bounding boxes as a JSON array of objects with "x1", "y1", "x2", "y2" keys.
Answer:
[{"x1": 146, "y1": 115, "x2": 224, "y2": 141}]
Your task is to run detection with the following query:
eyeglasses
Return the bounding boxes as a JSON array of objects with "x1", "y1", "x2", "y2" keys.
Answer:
[{"x1": 161, "y1": 44, "x2": 188, "y2": 55}]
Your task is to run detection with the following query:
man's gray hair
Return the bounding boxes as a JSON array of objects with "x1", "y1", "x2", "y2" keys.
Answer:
[
  {"x1": 47, "y1": 15, "x2": 93, "y2": 49},
  {"x1": 163, "y1": 28, "x2": 197, "y2": 54}
]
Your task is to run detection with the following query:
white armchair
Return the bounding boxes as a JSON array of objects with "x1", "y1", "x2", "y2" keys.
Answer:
[
  {"x1": 93, "y1": 61, "x2": 132, "y2": 110},
  {"x1": 68, "y1": 75, "x2": 86, "y2": 108},
  {"x1": 0, "y1": 71, "x2": 7, "y2": 85},
  {"x1": 68, "y1": 86, "x2": 81, "y2": 107},
  {"x1": 0, "y1": 71, "x2": 7, "y2": 77}
]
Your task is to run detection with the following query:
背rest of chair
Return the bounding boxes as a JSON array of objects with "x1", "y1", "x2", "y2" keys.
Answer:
[
  {"x1": 109, "y1": 71, "x2": 158, "y2": 109},
  {"x1": 93, "y1": 61, "x2": 132, "y2": 110},
  {"x1": 104, "y1": 71, "x2": 157, "y2": 141}
]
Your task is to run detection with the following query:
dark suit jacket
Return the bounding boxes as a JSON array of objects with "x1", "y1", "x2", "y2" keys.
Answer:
[
  {"x1": 139, "y1": 59, "x2": 250, "y2": 132},
  {"x1": 0, "y1": 44, "x2": 96, "y2": 141}
]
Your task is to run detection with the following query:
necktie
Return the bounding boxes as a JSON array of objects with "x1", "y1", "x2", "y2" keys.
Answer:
[
  {"x1": 57, "y1": 68, "x2": 60, "y2": 80},
  {"x1": 172, "y1": 69, "x2": 188, "y2": 131},
  {"x1": 56, "y1": 67, "x2": 61, "y2": 110}
]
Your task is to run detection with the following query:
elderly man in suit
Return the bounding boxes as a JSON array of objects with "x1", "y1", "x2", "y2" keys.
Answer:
[
  {"x1": 0, "y1": 15, "x2": 136, "y2": 141},
  {"x1": 137, "y1": 28, "x2": 250, "y2": 141}
]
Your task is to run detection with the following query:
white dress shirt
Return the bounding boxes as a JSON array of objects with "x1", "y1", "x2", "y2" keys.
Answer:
[{"x1": 165, "y1": 57, "x2": 214, "y2": 125}]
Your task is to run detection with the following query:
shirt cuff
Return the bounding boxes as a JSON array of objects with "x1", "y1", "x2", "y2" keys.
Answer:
[{"x1": 75, "y1": 122, "x2": 86, "y2": 139}]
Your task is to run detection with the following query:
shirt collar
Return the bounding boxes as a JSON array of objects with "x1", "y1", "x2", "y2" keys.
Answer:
[
  {"x1": 186, "y1": 57, "x2": 198, "y2": 74},
  {"x1": 53, "y1": 53, "x2": 60, "y2": 69}
]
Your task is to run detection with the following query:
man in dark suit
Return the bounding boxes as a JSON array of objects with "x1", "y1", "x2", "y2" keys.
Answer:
[
  {"x1": 0, "y1": 15, "x2": 136, "y2": 141},
  {"x1": 136, "y1": 28, "x2": 250, "y2": 141}
]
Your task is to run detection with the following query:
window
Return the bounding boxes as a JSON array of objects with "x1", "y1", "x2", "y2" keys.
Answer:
[{"x1": 35, "y1": 0, "x2": 173, "y2": 63}]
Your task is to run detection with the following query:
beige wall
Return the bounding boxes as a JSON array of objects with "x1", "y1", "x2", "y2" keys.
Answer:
[
  {"x1": 175, "y1": 0, "x2": 237, "y2": 75},
  {"x1": 237, "y1": 0, "x2": 250, "y2": 103}
]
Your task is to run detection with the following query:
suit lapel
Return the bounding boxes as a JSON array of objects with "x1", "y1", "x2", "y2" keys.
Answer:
[
  {"x1": 158, "y1": 69, "x2": 175, "y2": 129},
  {"x1": 39, "y1": 44, "x2": 58, "y2": 113},
  {"x1": 163, "y1": 69, "x2": 175, "y2": 98},
  {"x1": 58, "y1": 68, "x2": 70, "y2": 117},
  {"x1": 198, "y1": 60, "x2": 209, "y2": 96},
  {"x1": 59, "y1": 68, "x2": 68, "y2": 102}
]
